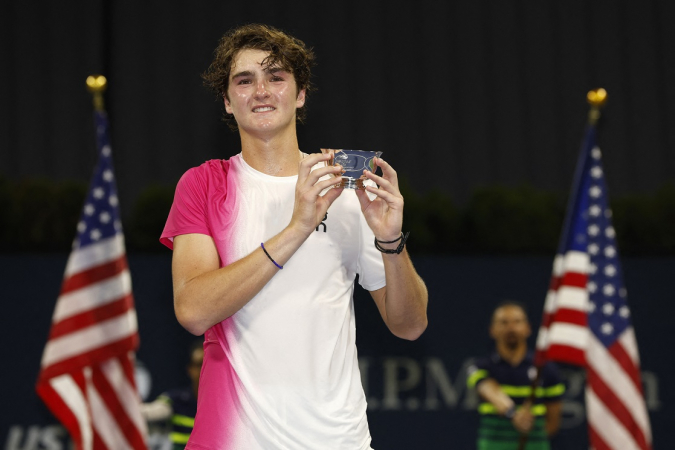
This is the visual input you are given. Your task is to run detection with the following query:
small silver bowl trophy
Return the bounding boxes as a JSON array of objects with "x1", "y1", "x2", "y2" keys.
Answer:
[{"x1": 321, "y1": 149, "x2": 383, "y2": 189}]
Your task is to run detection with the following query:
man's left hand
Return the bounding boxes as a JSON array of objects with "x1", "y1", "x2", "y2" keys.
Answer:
[{"x1": 355, "y1": 157, "x2": 404, "y2": 243}]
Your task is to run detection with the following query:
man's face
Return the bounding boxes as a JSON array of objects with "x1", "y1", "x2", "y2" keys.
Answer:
[
  {"x1": 489, "y1": 305, "x2": 531, "y2": 350},
  {"x1": 224, "y1": 49, "x2": 305, "y2": 136}
]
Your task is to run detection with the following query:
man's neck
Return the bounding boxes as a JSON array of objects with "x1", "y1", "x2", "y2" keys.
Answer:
[
  {"x1": 239, "y1": 127, "x2": 302, "y2": 176},
  {"x1": 496, "y1": 343, "x2": 528, "y2": 367}
]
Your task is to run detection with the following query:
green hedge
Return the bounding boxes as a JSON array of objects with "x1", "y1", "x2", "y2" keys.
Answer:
[{"x1": 1, "y1": 176, "x2": 674, "y2": 255}]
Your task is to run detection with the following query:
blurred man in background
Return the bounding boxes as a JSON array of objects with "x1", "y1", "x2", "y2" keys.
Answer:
[
  {"x1": 467, "y1": 301, "x2": 564, "y2": 449},
  {"x1": 141, "y1": 341, "x2": 203, "y2": 449}
]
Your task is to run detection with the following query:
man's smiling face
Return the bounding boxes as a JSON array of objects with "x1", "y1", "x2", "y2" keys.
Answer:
[{"x1": 224, "y1": 49, "x2": 306, "y2": 136}]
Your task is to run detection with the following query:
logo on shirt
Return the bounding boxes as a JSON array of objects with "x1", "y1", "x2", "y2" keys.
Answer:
[{"x1": 316, "y1": 212, "x2": 327, "y2": 233}]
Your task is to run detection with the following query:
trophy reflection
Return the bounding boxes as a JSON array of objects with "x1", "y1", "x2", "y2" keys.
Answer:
[{"x1": 321, "y1": 149, "x2": 383, "y2": 189}]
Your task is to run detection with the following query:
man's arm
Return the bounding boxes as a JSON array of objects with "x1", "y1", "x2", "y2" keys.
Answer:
[
  {"x1": 544, "y1": 400, "x2": 562, "y2": 436},
  {"x1": 476, "y1": 378, "x2": 516, "y2": 415},
  {"x1": 369, "y1": 253, "x2": 427, "y2": 340},
  {"x1": 172, "y1": 153, "x2": 344, "y2": 335},
  {"x1": 355, "y1": 158, "x2": 428, "y2": 340},
  {"x1": 477, "y1": 379, "x2": 534, "y2": 433},
  {"x1": 140, "y1": 397, "x2": 172, "y2": 422}
]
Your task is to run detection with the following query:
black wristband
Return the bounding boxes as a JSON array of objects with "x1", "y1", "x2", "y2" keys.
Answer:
[{"x1": 374, "y1": 232, "x2": 409, "y2": 254}]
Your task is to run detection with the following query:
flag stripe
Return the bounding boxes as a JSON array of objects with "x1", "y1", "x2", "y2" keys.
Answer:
[
  {"x1": 586, "y1": 387, "x2": 643, "y2": 450},
  {"x1": 50, "y1": 294, "x2": 134, "y2": 340},
  {"x1": 550, "y1": 309, "x2": 586, "y2": 327},
  {"x1": 50, "y1": 374, "x2": 94, "y2": 450},
  {"x1": 119, "y1": 353, "x2": 136, "y2": 389},
  {"x1": 619, "y1": 328, "x2": 640, "y2": 365},
  {"x1": 39, "y1": 334, "x2": 139, "y2": 382},
  {"x1": 588, "y1": 423, "x2": 614, "y2": 450},
  {"x1": 41, "y1": 309, "x2": 138, "y2": 369},
  {"x1": 54, "y1": 270, "x2": 132, "y2": 323},
  {"x1": 64, "y1": 234, "x2": 126, "y2": 277},
  {"x1": 103, "y1": 357, "x2": 146, "y2": 436},
  {"x1": 587, "y1": 366, "x2": 649, "y2": 450},
  {"x1": 555, "y1": 286, "x2": 588, "y2": 311},
  {"x1": 561, "y1": 272, "x2": 587, "y2": 288},
  {"x1": 546, "y1": 322, "x2": 588, "y2": 349},
  {"x1": 92, "y1": 429, "x2": 108, "y2": 450},
  {"x1": 546, "y1": 344, "x2": 585, "y2": 366},
  {"x1": 36, "y1": 377, "x2": 89, "y2": 450},
  {"x1": 548, "y1": 276, "x2": 561, "y2": 291},
  {"x1": 588, "y1": 335, "x2": 650, "y2": 432},
  {"x1": 608, "y1": 340, "x2": 643, "y2": 394},
  {"x1": 587, "y1": 335, "x2": 650, "y2": 442},
  {"x1": 92, "y1": 364, "x2": 146, "y2": 450},
  {"x1": 61, "y1": 255, "x2": 128, "y2": 295},
  {"x1": 88, "y1": 376, "x2": 132, "y2": 450}
]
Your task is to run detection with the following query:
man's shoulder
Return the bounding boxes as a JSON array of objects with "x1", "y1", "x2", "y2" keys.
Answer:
[
  {"x1": 176, "y1": 157, "x2": 234, "y2": 189},
  {"x1": 191, "y1": 158, "x2": 233, "y2": 176},
  {"x1": 466, "y1": 354, "x2": 495, "y2": 373}
]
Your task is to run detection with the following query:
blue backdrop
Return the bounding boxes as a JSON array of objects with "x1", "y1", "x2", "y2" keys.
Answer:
[{"x1": 2, "y1": 254, "x2": 671, "y2": 449}]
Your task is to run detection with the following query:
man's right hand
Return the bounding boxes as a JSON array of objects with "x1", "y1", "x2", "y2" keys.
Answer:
[
  {"x1": 512, "y1": 402, "x2": 535, "y2": 434},
  {"x1": 289, "y1": 152, "x2": 344, "y2": 236}
]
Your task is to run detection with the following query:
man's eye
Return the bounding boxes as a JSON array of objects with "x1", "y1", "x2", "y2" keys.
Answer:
[
  {"x1": 238, "y1": 79, "x2": 252, "y2": 85},
  {"x1": 271, "y1": 76, "x2": 284, "y2": 82}
]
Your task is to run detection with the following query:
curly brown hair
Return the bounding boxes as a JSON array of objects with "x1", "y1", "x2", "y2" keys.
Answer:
[{"x1": 202, "y1": 24, "x2": 315, "y2": 131}]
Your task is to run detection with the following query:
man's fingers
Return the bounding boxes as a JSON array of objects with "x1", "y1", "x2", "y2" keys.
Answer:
[
  {"x1": 320, "y1": 185, "x2": 344, "y2": 209},
  {"x1": 302, "y1": 163, "x2": 342, "y2": 188},
  {"x1": 374, "y1": 157, "x2": 399, "y2": 184},
  {"x1": 354, "y1": 186, "x2": 372, "y2": 210},
  {"x1": 364, "y1": 184, "x2": 402, "y2": 207},
  {"x1": 313, "y1": 176, "x2": 344, "y2": 194},
  {"x1": 298, "y1": 152, "x2": 333, "y2": 182},
  {"x1": 363, "y1": 169, "x2": 398, "y2": 196}
]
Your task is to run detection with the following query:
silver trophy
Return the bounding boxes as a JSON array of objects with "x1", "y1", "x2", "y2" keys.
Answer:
[{"x1": 321, "y1": 149, "x2": 383, "y2": 189}]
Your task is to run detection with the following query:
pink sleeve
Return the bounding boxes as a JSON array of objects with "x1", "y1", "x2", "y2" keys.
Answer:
[{"x1": 160, "y1": 166, "x2": 211, "y2": 250}]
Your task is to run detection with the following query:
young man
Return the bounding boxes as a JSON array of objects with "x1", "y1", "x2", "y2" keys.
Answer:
[
  {"x1": 467, "y1": 302, "x2": 564, "y2": 450},
  {"x1": 160, "y1": 24, "x2": 428, "y2": 449}
]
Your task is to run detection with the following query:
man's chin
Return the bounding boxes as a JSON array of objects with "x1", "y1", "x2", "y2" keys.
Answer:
[{"x1": 504, "y1": 338, "x2": 521, "y2": 350}]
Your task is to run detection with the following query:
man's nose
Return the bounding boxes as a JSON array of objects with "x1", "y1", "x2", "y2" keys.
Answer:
[{"x1": 255, "y1": 80, "x2": 270, "y2": 98}]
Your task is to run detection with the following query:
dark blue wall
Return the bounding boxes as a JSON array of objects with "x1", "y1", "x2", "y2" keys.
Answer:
[{"x1": 2, "y1": 254, "x2": 672, "y2": 449}]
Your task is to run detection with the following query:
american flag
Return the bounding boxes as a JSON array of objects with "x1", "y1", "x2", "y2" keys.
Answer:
[
  {"x1": 35, "y1": 110, "x2": 147, "y2": 450},
  {"x1": 535, "y1": 125, "x2": 652, "y2": 449}
]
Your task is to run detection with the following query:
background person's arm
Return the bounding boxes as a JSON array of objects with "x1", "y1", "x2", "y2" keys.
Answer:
[
  {"x1": 476, "y1": 378, "x2": 515, "y2": 415},
  {"x1": 544, "y1": 401, "x2": 563, "y2": 436}
]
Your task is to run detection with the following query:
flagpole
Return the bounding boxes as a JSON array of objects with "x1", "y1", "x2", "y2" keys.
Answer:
[
  {"x1": 517, "y1": 88, "x2": 608, "y2": 450},
  {"x1": 86, "y1": 74, "x2": 107, "y2": 112}
]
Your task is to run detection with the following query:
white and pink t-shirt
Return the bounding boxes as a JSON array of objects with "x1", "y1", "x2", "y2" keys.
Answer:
[{"x1": 161, "y1": 155, "x2": 385, "y2": 449}]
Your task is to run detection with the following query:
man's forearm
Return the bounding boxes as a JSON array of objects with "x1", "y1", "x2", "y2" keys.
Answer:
[
  {"x1": 379, "y1": 248, "x2": 428, "y2": 340},
  {"x1": 477, "y1": 379, "x2": 515, "y2": 415},
  {"x1": 173, "y1": 225, "x2": 309, "y2": 335}
]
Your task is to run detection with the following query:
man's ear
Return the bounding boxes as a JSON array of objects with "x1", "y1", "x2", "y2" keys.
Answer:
[
  {"x1": 296, "y1": 89, "x2": 306, "y2": 108},
  {"x1": 224, "y1": 94, "x2": 232, "y2": 114}
]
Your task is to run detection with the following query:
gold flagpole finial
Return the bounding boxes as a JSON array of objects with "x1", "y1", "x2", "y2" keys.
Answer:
[
  {"x1": 86, "y1": 75, "x2": 107, "y2": 111},
  {"x1": 587, "y1": 88, "x2": 607, "y2": 126}
]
